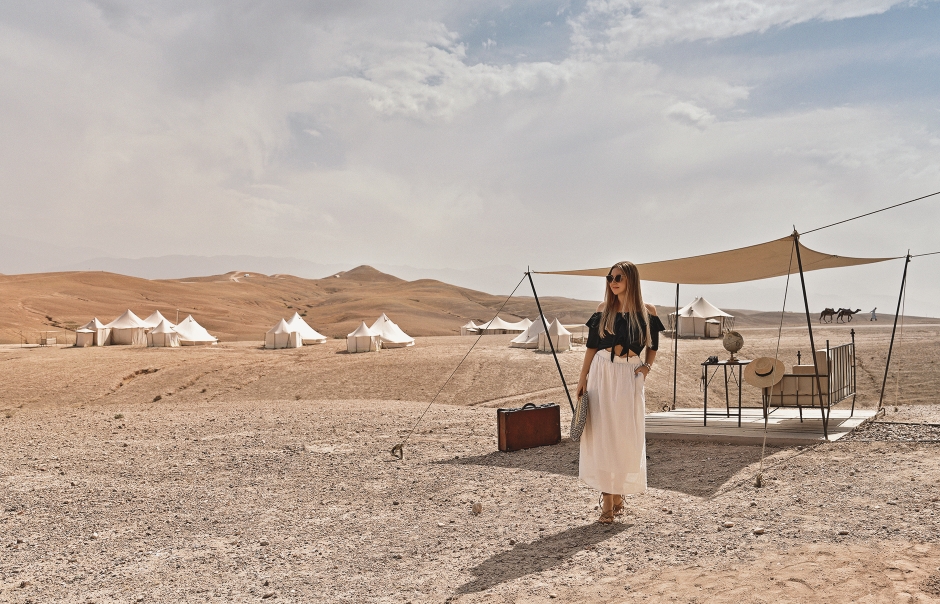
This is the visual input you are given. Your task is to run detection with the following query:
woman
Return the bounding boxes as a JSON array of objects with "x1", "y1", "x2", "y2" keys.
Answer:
[{"x1": 576, "y1": 261, "x2": 665, "y2": 524}]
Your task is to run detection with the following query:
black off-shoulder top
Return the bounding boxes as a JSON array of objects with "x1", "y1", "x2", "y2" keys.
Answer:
[{"x1": 586, "y1": 311, "x2": 666, "y2": 360}]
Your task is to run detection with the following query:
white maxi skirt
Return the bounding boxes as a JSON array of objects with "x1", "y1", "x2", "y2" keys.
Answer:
[{"x1": 579, "y1": 353, "x2": 646, "y2": 495}]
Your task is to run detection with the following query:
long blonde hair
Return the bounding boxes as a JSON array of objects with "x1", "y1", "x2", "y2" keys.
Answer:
[{"x1": 600, "y1": 261, "x2": 651, "y2": 348}]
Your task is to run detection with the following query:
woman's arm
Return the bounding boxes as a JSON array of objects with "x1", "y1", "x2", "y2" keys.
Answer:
[
  {"x1": 578, "y1": 301, "x2": 605, "y2": 396},
  {"x1": 577, "y1": 348, "x2": 598, "y2": 398},
  {"x1": 639, "y1": 349, "x2": 657, "y2": 376},
  {"x1": 637, "y1": 303, "x2": 659, "y2": 377}
]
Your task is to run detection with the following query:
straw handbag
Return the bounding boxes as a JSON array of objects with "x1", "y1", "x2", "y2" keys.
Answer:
[{"x1": 569, "y1": 391, "x2": 589, "y2": 442}]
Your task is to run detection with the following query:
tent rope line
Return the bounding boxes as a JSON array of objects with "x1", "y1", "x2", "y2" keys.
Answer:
[
  {"x1": 709, "y1": 418, "x2": 940, "y2": 502},
  {"x1": 707, "y1": 439, "x2": 828, "y2": 502},
  {"x1": 879, "y1": 244, "x2": 936, "y2": 407},
  {"x1": 802, "y1": 190, "x2": 940, "y2": 235},
  {"x1": 527, "y1": 270, "x2": 575, "y2": 414},
  {"x1": 390, "y1": 273, "x2": 529, "y2": 460},
  {"x1": 755, "y1": 237, "x2": 795, "y2": 488}
]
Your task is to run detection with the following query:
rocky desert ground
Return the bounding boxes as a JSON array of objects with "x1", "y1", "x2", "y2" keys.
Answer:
[{"x1": 1, "y1": 322, "x2": 939, "y2": 602}]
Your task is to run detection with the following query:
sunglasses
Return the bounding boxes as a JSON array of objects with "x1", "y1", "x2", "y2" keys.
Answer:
[{"x1": 606, "y1": 274, "x2": 625, "y2": 283}]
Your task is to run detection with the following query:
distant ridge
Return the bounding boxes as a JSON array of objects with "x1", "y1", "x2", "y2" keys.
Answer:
[
  {"x1": 53, "y1": 255, "x2": 347, "y2": 281},
  {"x1": 333, "y1": 265, "x2": 406, "y2": 284},
  {"x1": 2, "y1": 267, "x2": 935, "y2": 344},
  {"x1": 46, "y1": 254, "x2": 530, "y2": 296},
  {"x1": 0, "y1": 266, "x2": 597, "y2": 344}
]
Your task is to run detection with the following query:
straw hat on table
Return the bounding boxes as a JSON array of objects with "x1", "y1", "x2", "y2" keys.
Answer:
[{"x1": 743, "y1": 357, "x2": 785, "y2": 388}]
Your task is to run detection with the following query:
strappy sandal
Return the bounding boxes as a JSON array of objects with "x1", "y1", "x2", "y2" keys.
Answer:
[
  {"x1": 612, "y1": 494, "x2": 625, "y2": 517},
  {"x1": 597, "y1": 494, "x2": 614, "y2": 525}
]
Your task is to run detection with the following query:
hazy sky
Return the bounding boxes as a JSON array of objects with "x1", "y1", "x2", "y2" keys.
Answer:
[{"x1": 1, "y1": 1, "x2": 938, "y2": 313}]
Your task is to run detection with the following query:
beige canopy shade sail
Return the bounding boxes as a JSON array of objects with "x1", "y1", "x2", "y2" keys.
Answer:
[{"x1": 537, "y1": 235, "x2": 900, "y2": 284}]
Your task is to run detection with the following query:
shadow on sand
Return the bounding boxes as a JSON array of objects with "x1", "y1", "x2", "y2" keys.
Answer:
[
  {"x1": 442, "y1": 439, "x2": 580, "y2": 477},
  {"x1": 456, "y1": 522, "x2": 629, "y2": 595},
  {"x1": 441, "y1": 439, "x2": 783, "y2": 498}
]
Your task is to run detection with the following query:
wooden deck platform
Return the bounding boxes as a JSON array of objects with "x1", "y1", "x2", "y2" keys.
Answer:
[{"x1": 646, "y1": 407, "x2": 879, "y2": 445}]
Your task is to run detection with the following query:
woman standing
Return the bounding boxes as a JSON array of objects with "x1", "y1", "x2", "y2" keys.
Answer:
[{"x1": 576, "y1": 261, "x2": 665, "y2": 524}]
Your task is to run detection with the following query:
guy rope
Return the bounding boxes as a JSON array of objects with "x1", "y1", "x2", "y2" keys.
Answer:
[
  {"x1": 754, "y1": 235, "x2": 795, "y2": 488},
  {"x1": 877, "y1": 250, "x2": 940, "y2": 411},
  {"x1": 390, "y1": 274, "x2": 528, "y2": 460}
]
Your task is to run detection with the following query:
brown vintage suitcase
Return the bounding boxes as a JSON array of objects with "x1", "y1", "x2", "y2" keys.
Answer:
[{"x1": 497, "y1": 403, "x2": 561, "y2": 452}]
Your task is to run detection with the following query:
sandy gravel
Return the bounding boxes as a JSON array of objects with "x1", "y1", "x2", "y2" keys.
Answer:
[
  {"x1": 1, "y1": 326, "x2": 939, "y2": 602},
  {"x1": 1, "y1": 323, "x2": 935, "y2": 413}
]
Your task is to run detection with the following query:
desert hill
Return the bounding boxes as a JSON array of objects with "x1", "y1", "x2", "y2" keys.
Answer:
[
  {"x1": 0, "y1": 266, "x2": 601, "y2": 344},
  {"x1": 3, "y1": 267, "x2": 936, "y2": 344}
]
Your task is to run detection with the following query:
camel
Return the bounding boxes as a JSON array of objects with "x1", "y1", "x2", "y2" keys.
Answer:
[
  {"x1": 837, "y1": 308, "x2": 862, "y2": 323},
  {"x1": 819, "y1": 308, "x2": 836, "y2": 323}
]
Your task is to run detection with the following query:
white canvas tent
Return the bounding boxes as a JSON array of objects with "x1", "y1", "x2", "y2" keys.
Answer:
[
  {"x1": 79, "y1": 318, "x2": 105, "y2": 331},
  {"x1": 147, "y1": 319, "x2": 180, "y2": 347},
  {"x1": 538, "y1": 319, "x2": 572, "y2": 352},
  {"x1": 563, "y1": 324, "x2": 588, "y2": 343},
  {"x1": 370, "y1": 314, "x2": 414, "y2": 348},
  {"x1": 509, "y1": 317, "x2": 548, "y2": 349},
  {"x1": 265, "y1": 319, "x2": 301, "y2": 349},
  {"x1": 477, "y1": 317, "x2": 529, "y2": 334},
  {"x1": 75, "y1": 329, "x2": 95, "y2": 347},
  {"x1": 460, "y1": 321, "x2": 479, "y2": 336},
  {"x1": 287, "y1": 312, "x2": 327, "y2": 344},
  {"x1": 669, "y1": 297, "x2": 734, "y2": 338},
  {"x1": 174, "y1": 315, "x2": 218, "y2": 346},
  {"x1": 79, "y1": 318, "x2": 110, "y2": 346},
  {"x1": 142, "y1": 311, "x2": 173, "y2": 329},
  {"x1": 105, "y1": 310, "x2": 148, "y2": 346},
  {"x1": 347, "y1": 322, "x2": 381, "y2": 353}
]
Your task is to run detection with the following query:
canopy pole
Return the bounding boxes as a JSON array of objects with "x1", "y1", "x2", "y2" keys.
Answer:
[
  {"x1": 672, "y1": 283, "x2": 679, "y2": 411},
  {"x1": 879, "y1": 252, "x2": 911, "y2": 410},
  {"x1": 526, "y1": 270, "x2": 575, "y2": 413},
  {"x1": 793, "y1": 231, "x2": 829, "y2": 440}
]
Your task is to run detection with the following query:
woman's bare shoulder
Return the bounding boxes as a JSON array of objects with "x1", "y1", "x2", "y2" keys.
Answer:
[
  {"x1": 596, "y1": 302, "x2": 605, "y2": 312},
  {"x1": 645, "y1": 303, "x2": 658, "y2": 316}
]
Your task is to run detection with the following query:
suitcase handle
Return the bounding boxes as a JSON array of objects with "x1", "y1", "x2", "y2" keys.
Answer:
[{"x1": 521, "y1": 403, "x2": 537, "y2": 409}]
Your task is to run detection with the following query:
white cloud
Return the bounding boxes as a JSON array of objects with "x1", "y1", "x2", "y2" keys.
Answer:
[
  {"x1": 0, "y1": 1, "x2": 938, "y2": 313},
  {"x1": 339, "y1": 24, "x2": 574, "y2": 121},
  {"x1": 665, "y1": 101, "x2": 716, "y2": 128},
  {"x1": 571, "y1": 0, "x2": 909, "y2": 54}
]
